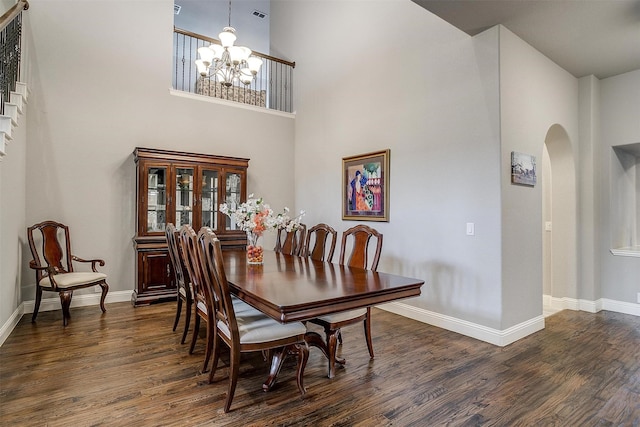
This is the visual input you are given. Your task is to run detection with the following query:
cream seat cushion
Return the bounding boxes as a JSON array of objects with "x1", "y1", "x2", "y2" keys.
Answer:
[
  {"x1": 196, "y1": 296, "x2": 264, "y2": 318},
  {"x1": 39, "y1": 272, "x2": 107, "y2": 289},
  {"x1": 315, "y1": 308, "x2": 367, "y2": 324},
  {"x1": 218, "y1": 311, "x2": 307, "y2": 344}
]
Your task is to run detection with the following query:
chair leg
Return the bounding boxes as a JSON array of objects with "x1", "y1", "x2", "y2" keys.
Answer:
[
  {"x1": 32, "y1": 286, "x2": 43, "y2": 322},
  {"x1": 180, "y1": 299, "x2": 192, "y2": 345},
  {"x1": 59, "y1": 290, "x2": 73, "y2": 326},
  {"x1": 224, "y1": 347, "x2": 240, "y2": 413},
  {"x1": 364, "y1": 308, "x2": 374, "y2": 359},
  {"x1": 326, "y1": 327, "x2": 340, "y2": 379},
  {"x1": 189, "y1": 315, "x2": 200, "y2": 355},
  {"x1": 295, "y1": 343, "x2": 309, "y2": 395},
  {"x1": 202, "y1": 315, "x2": 213, "y2": 374},
  {"x1": 98, "y1": 282, "x2": 108, "y2": 313},
  {"x1": 207, "y1": 332, "x2": 221, "y2": 384},
  {"x1": 173, "y1": 297, "x2": 183, "y2": 332}
]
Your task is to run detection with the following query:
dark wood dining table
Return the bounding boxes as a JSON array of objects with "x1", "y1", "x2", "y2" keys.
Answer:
[{"x1": 222, "y1": 249, "x2": 425, "y2": 386}]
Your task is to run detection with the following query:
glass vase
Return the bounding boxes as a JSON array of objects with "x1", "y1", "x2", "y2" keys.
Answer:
[{"x1": 246, "y1": 231, "x2": 264, "y2": 264}]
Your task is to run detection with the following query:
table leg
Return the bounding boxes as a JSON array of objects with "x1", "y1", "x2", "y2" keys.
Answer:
[
  {"x1": 305, "y1": 331, "x2": 346, "y2": 379},
  {"x1": 263, "y1": 346, "x2": 287, "y2": 391}
]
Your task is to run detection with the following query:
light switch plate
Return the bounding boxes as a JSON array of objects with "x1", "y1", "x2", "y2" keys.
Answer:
[{"x1": 466, "y1": 223, "x2": 475, "y2": 236}]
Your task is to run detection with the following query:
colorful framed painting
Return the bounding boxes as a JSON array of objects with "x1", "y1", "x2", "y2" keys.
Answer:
[
  {"x1": 342, "y1": 149, "x2": 390, "y2": 221},
  {"x1": 511, "y1": 151, "x2": 537, "y2": 186}
]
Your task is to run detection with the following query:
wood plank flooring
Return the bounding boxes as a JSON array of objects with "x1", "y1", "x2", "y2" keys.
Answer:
[{"x1": 1, "y1": 302, "x2": 639, "y2": 426}]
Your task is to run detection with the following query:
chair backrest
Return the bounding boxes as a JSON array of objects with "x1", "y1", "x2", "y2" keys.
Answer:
[
  {"x1": 275, "y1": 223, "x2": 307, "y2": 256},
  {"x1": 166, "y1": 223, "x2": 189, "y2": 292},
  {"x1": 27, "y1": 220, "x2": 74, "y2": 282},
  {"x1": 178, "y1": 225, "x2": 208, "y2": 308},
  {"x1": 304, "y1": 223, "x2": 337, "y2": 262},
  {"x1": 197, "y1": 227, "x2": 240, "y2": 343},
  {"x1": 339, "y1": 225, "x2": 383, "y2": 271}
]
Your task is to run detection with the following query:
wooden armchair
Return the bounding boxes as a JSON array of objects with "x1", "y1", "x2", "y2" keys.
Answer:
[
  {"x1": 309, "y1": 224, "x2": 383, "y2": 378},
  {"x1": 166, "y1": 223, "x2": 192, "y2": 344},
  {"x1": 197, "y1": 228, "x2": 309, "y2": 412},
  {"x1": 274, "y1": 224, "x2": 307, "y2": 256},
  {"x1": 27, "y1": 220, "x2": 109, "y2": 326},
  {"x1": 303, "y1": 223, "x2": 337, "y2": 262}
]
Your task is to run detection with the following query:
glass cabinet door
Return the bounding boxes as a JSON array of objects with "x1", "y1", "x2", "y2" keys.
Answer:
[
  {"x1": 175, "y1": 167, "x2": 194, "y2": 227},
  {"x1": 201, "y1": 169, "x2": 218, "y2": 229},
  {"x1": 224, "y1": 172, "x2": 242, "y2": 230},
  {"x1": 147, "y1": 167, "x2": 167, "y2": 232}
]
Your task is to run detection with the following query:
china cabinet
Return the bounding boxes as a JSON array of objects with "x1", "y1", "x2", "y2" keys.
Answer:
[{"x1": 132, "y1": 147, "x2": 248, "y2": 305}]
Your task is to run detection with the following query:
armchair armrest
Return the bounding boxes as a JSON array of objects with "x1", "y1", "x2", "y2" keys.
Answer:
[
  {"x1": 29, "y1": 260, "x2": 60, "y2": 289},
  {"x1": 72, "y1": 255, "x2": 105, "y2": 272}
]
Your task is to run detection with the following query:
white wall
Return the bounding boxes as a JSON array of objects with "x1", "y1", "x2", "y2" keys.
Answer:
[
  {"x1": 498, "y1": 26, "x2": 579, "y2": 328},
  {"x1": 0, "y1": 1, "x2": 29, "y2": 336},
  {"x1": 271, "y1": 0, "x2": 505, "y2": 329},
  {"x1": 5, "y1": 0, "x2": 295, "y2": 316},
  {"x1": 598, "y1": 70, "x2": 640, "y2": 302}
]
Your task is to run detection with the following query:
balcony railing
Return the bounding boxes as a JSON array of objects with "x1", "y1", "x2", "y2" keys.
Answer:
[
  {"x1": 0, "y1": 0, "x2": 28, "y2": 115},
  {"x1": 173, "y1": 27, "x2": 295, "y2": 114}
]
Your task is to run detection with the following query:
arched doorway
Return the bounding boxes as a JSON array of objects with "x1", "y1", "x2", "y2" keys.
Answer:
[{"x1": 542, "y1": 124, "x2": 577, "y2": 315}]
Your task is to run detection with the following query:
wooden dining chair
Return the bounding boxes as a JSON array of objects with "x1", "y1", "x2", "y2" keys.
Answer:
[
  {"x1": 178, "y1": 224, "x2": 214, "y2": 374},
  {"x1": 197, "y1": 228, "x2": 309, "y2": 412},
  {"x1": 303, "y1": 223, "x2": 337, "y2": 262},
  {"x1": 166, "y1": 223, "x2": 192, "y2": 344},
  {"x1": 274, "y1": 223, "x2": 307, "y2": 256},
  {"x1": 27, "y1": 220, "x2": 109, "y2": 326},
  {"x1": 309, "y1": 224, "x2": 383, "y2": 378}
]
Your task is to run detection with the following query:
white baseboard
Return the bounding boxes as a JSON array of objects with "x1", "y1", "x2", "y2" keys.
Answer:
[
  {"x1": 0, "y1": 291, "x2": 132, "y2": 347},
  {"x1": 377, "y1": 301, "x2": 545, "y2": 347},
  {"x1": 0, "y1": 304, "x2": 25, "y2": 347},
  {"x1": 380, "y1": 296, "x2": 640, "y2": 347},
  {"x1": 21, "y1": 290, "x2": 132, "y2": 314},
  {"x1": 543, "y1": 295, "x2": 640, "y2": 316}
]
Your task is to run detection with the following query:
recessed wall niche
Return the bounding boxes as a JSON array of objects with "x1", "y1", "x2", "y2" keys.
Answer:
[{"x1": 611, "y1": 143, "x2": 640, "y2": 257}]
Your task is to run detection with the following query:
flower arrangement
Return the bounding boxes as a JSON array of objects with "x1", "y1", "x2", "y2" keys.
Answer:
[{"x1": 220, "y1": 195, "x2": 305, "y2": 263}]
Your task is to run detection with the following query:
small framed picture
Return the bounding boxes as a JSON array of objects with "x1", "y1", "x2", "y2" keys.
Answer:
[
  {"x1": 511, "y1": 151, "x2": 537, "y2": 186},
  {"x1": 343, "y1": 149, "x2": 390, "y2": 221}
]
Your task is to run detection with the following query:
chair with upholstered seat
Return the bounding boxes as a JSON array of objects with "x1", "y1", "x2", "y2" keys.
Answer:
[
  {"x1": 303, "y1": 223, "x2": 337, "y2": 262},
  {"x1": 274, "y1": 223, "x2": 307, "y2": 256},
  {"x1": 178, "y1": 224, "x2": 215, "y2": 374},
  {"x1": 309, "y1": 224, "x2": 383, "y2": 378},
  {"x1": 27, "y1": 220, "x2": 109, "y2": 326},
  {"x1": 197, "y1": 227, "x2": 309, "y2": 412},
  {"x1": 166, "y1": 223, "x2": 192, "y2": 344}
]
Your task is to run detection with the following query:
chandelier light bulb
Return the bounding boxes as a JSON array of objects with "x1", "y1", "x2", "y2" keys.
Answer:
[
  {"x1": 246, "y1": 56, "x2": 263, "y2": 75},
  {"x1": 219, "y1": 27, "x2": 237, "y2": 48}
]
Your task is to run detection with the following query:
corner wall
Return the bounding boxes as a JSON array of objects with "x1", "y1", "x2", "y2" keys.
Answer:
[
  {"x1": 598, "y1": 70, "x2": 640, "y2": 302},
  {"x1": 498, "y1": 26, "x2": 579, "y2": 329}
]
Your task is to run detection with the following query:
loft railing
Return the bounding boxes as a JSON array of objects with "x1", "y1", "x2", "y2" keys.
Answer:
[
  {"x1": 0, "y1": 0, "x2": 28, "y2": 115},
  {"x1": 173, "y1": 27, "x2": 295, "y2": 114}
]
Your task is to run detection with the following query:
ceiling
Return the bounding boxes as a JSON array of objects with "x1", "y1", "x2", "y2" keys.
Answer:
[{"x1": 413, "y1": 0, "x2": 640, "y2": 79}]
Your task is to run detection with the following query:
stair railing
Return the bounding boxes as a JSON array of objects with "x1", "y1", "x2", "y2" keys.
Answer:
[{"x1": 0, "y1": 0, "x2": 28, "y2": 115}]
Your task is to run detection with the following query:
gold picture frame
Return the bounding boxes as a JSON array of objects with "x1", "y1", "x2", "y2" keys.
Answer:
[{"x1": 342, "y1": 149, "x2": 390, "y2": 221}]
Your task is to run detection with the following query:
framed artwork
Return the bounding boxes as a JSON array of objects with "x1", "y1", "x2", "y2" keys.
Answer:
[
  {"x1": 343, "y1": 149, "x2": 390, "y2": 221},
  {"x1": 511, "y1": 151, "x2": 537, "y2": 186}
]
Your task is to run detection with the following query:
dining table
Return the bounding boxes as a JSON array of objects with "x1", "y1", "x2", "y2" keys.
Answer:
[{"x1": 222, "y1": 249, "x2": 425, "y2": 387}]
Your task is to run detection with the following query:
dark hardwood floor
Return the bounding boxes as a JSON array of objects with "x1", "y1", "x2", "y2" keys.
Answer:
[{"x1": 1, "y1": 302, "x2": 638, "y2": 426}]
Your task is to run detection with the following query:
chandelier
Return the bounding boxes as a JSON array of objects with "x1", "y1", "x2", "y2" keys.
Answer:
[{"x1": 195, "y1": 0, "x2": 263, "y2": 87}]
